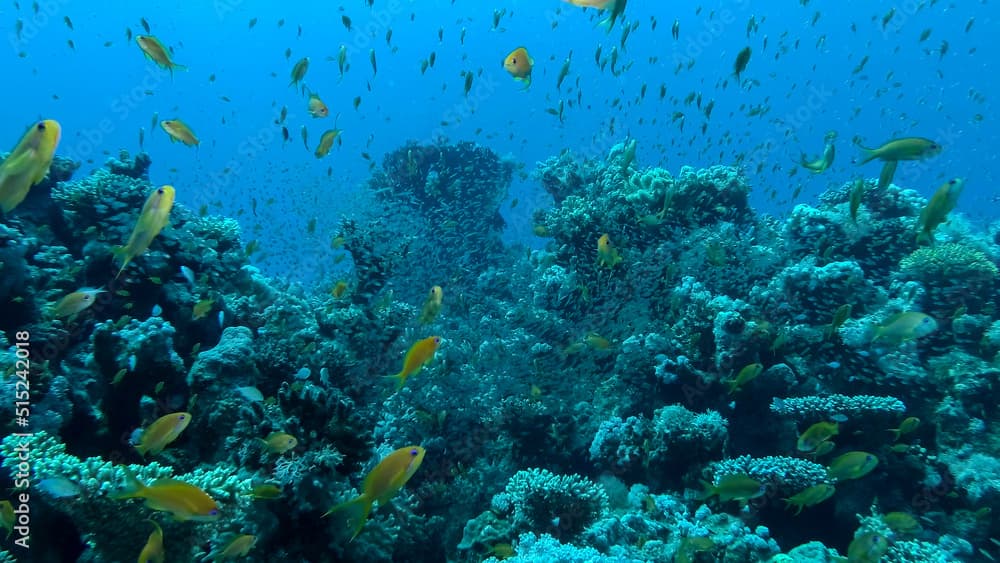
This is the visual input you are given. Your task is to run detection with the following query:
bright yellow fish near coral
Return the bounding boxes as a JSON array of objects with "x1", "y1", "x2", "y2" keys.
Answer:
[
  {"x1": 597, "y1": 233, "x2": 622, "y2": 268},
  {"x1": 112, "y1": 467, "x2": 219, "y2": 522},
  {"x1": 387, "y1": 336, "x2": 441, "y2": 390},
  {"x1": 51, "y1": 288, "x2": 105, "y2": 318},
  {"x1": 133, "y1": 412, "x2": 191, "y2": 457},
  {"x1": 323, "y1": 445, "x2": 426, "y2": 540},
  {"x1": 114, "y1": 185, "x2": 175, "y2": 279},
  {"x1": 0, "y1": 119, "x2": 61, "y2": 213}
]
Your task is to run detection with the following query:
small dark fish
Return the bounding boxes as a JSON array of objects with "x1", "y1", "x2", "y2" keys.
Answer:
[
  {"x1": 342, "y1": 15, "x2": 352, "y2": 31},
  {"x1": 249, "y1": 17, "x2": 257, "y2": 29},
  {"x1": 140, "y1": 17, "x2": 150, "y2": 34},
  {"x1": 63, "y1": 16, "x2": 73, "y2": 30},
  {"x1": 733, "y1": 47, "x2": 752, "y2": 83}
]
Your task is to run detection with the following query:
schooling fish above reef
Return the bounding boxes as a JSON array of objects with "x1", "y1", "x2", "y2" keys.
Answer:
[{"x1": 0, "y1": 119, "x2": 61, "y2": 213}]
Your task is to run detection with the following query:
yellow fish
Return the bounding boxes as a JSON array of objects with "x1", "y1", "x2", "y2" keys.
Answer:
[
  {"x1": 419, "y1": 285, "x2": 443, "y2": 324},
  {"x1": 799, "y1": 131, "x2": 836, "y2": 173},
  {"x1": 206, "y1": 534, "x2": 257, "y2": 560},
  {"x1": 331, "y1": 281, "x2": 349, "y2": 299},
  {"x1": 726, "y1": 362, "x2": 762, "y2": 394},
  {"x1": 259, "y1": 432, "x2": 298, "y2": 454},
  {"x1": 0, "y1": 119, "x2": 62, "y2": 213},
  {"x1": 133, "y1": 412, "x2": 191, "y2": 457},
  {"x1": 137, "y1": 519, "x2": 164, "y2": 563},
  {"x1": 827, "y1": 451, "x2": 878, "y2": 481},
  {"x1": 387, "y1": 336, "x2": 441, "y2": 390},
  {"x1": 314, "y1": 129, "x2": 341, "y2": 158},
  {"x1": 324, "y1": 446, "x2": 426, "y2": 540},
  {"x1": 308, "y1": 93, "x2": 329, "y2": 118},
  {"x1": 782, "y1": 484, "x2": 835, "y2": 515},
  {"x1": 289, "y1": 56, "x2": 309, "y2": 88},
  {"x1": 503, "y1": 47, "x2": 534, "y2": 89},
  {"x1": 871, "y1": 312, "x2": 937, "y2": 345},
  {"x1": 51, "y1": 288, "x2": 105, "y2": 318},
  {"x1": 597, "y1": 233, "x2": 622, "y2": 268},
  {"x1": 916, "y1": 178, "x2": 963, "y2": 245},
  {"x1": 796, "y1": 421, "x2": 838, "y2": 452},
  {"x1": 192, "y1": 298, "x2": 214, "y2": 320},
  {"x1": 855, "y1": 137, "x2": 941, "y2": 164},
  {"x1": 136, "y1": 35, "x2": 187, "y2": 75},
  {"x1": 244, "y1": 483, "x2": 283, "y2": 500},
  {"x1": 114, "y1": 185, "x2": 175, "y2": 279},
  {"x1": 112, "y1": 467, "x2": 220, "y2": 522},
  {"x1": 698, "y1": 474, "x2": 765, "y2": 504},
  {"x1": 846, "y1": 532, "x2": 889, "y2": 563},
  {"x1": 160, "y1": 119, "x2": 199, "y2": 146},
  {"x1": 888, "y1": 416, "x2": 920, "y2": 442}
]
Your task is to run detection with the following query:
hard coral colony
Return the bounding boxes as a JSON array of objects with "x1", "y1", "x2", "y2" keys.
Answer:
[{"x1": 0, "y1": 3, "x2": 997, "y2": 563}]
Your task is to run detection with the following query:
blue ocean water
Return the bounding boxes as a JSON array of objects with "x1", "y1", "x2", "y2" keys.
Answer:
[
  {"x1": 3, "y1": 1, "x2": 994, "y2": 281},
  {"x1": 2, "y1": 1, "x2": 1000, "y2": 562}
]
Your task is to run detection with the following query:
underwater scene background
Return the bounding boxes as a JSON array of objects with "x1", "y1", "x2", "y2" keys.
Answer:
[{"x1": 0, "y1": 0, "x2": 999, "y2": 561}]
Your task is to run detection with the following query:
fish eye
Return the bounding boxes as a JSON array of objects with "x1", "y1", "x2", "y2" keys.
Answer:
[
  {"x1": 410, "y1": 448, "x2": 418, "y2": 456},
  {"x1": 178, "y1": 414, "x2": 186, "y2": 420},
  {"x1": 83, "y1": 295, "x2": 91, "y2": 300},
  {"x1": 36, "y1": 122, "x2": 46, "y2": 131},
  {"x1": 209, "y1": 509, "x2": 219, "y2": 516},
  {"x1": 157, "y1": 188, "x2": 164, "y2": 194}
]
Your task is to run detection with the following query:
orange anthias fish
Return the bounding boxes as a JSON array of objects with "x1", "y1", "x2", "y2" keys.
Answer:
[
  {"x1": 503, "y1": 47, "x2": 534, "y2": 89},
  {"x1": 137, "y1": 519, "x2": 164, "y2": 563},
  {"x1": 0, "y1": 119, "x2": 62, "y2": 213},
  {"x1": 135, "y1": 35, "x2": 187, "y2": 75},
  {"x1": 112, "y1": 467, "x2": 220, "y2": 522},
  {"x1": 206, "y1": 534, "x2": 258, "y2": 560},
  {"x1": 387, "y1": 336, "x2": 441, "y2": 390},
  {"x1": 114, "y1": 185, "x2": 175, "y2": 279},
  {"x1": 160, "y1": 119, "x2": 199, "y2": 146},
  {"x1": 314, "y1": 129, "x2": 342, "y2": 158},
  {"x1": 308, "y1": 93, "x2": 329, "y2": 118},
  {"x1": 259, "y1": 432, "x2": 298, "y2": 454},
  {"x1": 51, "y1": 288, "x2": 105, "y2": 318},
  {"x1": 324, "y1": 446, "x2": 426, "y2": 540},
  {"x1": 133, "y1": 412, "x2": 191, "y2": 457}
]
